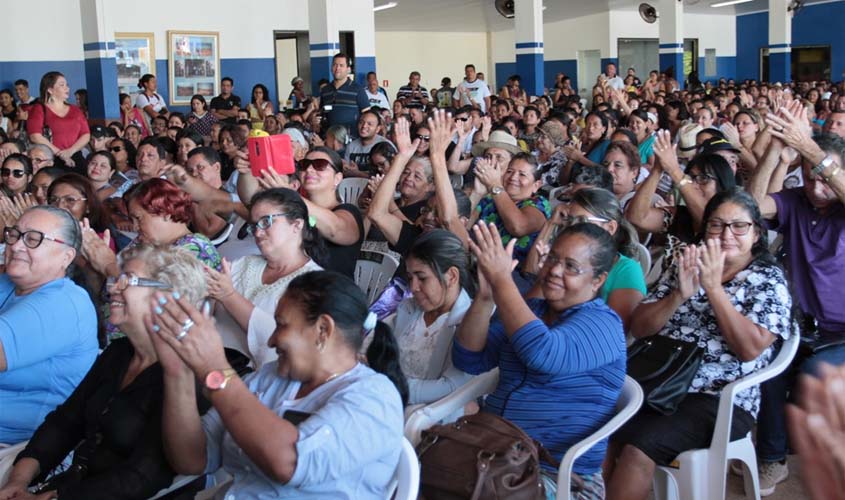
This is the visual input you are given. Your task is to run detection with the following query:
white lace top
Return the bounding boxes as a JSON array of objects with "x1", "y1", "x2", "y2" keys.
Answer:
[{"x1": 216, "y1": 255, "x2": 321, "y2": 367}]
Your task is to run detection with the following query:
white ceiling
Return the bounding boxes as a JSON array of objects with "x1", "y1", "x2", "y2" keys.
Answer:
[{"x1": 373, "y1": 0, "x2": 822, "y2": 32}]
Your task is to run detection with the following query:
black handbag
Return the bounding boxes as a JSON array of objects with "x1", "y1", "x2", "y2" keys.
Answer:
[{"x1": 627, "y1": 336, "x2": 703, "y2": 415}]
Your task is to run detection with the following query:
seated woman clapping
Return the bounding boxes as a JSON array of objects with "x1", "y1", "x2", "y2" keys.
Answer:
[
  {"x1": 207, "y1": 188, "x2": 323, "y2": 367},
  {"x1": 604, "y1": 189, "x2": 793, "y2": 500},
  {"x1": 453, "y1": 221, "x2": 627, "y2": 499},
  {"x1": 153, "y1": 270, "x2": 407, "y2": 498},
  {"x1": 373, "y1": 229, "x2": 473, "y2": 405},
  {"x1": 0, "y1": 245, "x2": 209, "y2": 499}
]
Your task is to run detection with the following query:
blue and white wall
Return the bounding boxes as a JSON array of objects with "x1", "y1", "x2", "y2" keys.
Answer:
[
  {"x1": 490, "y1": 10, "x2": 737, "y2": 96},
  {"x1": 736, "y1": 0, "x2": 845, "y2": 81}
]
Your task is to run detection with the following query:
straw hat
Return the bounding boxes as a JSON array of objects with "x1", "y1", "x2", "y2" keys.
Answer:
[{"x1": 471, "y1": 130, "x2": 523, "y2": 157}]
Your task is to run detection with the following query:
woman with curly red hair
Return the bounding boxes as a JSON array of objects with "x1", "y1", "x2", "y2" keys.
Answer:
[{"x1": 80, "y1": 178, "x2": 222, "y2": 283}]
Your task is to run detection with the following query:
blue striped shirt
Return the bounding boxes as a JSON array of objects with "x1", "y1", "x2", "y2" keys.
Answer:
[
  {"x1": 320, "y1": 78, "x2": 370, "y2": 133},
  {"x1": 452, "y1": 298, "x2": 626, "y2": 474}
]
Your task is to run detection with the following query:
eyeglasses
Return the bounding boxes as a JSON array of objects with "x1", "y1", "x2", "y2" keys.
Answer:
[
  {"x1": 0, "y1": 168, "x2": 26, "y2": 178},
  {"x1": 417, "y1": 135, "x2": 431, "y2": 142},
  {"x1": 544, "y1": 253, "x2": 593, "y2": 277},
  {"x1": 560, "y1": 214, "x2": 611, "y2": 226},
  {"x1": 300, "y1": 158, "x2": 337, "y2": 172},
  {"x1": 106, "y1": 273, "x2": 172, "y2": 291},
  {"x1": 49, "y1": 195, "x2": 87, "y2": 206},
  {"x1": 705, "y1": 219, "x2": 754, "y2": 236},
  {"x1": 4, "y1": 226, "x2": 71, "y2": 249},
  {"x1": 689, "y1": 174, "x2": 716, "y2": 185},
  {"x1": 246, "y1": 212, "x2": 289, "y2": 235},
  {"x1": 109, "y1": 146, "x2": 124, "y2": 153}
]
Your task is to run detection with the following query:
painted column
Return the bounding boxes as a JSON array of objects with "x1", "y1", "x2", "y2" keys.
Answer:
[
  {"x1": 768, "y1": 0, "x2": 792, "y2": 82},
  {"x1": 308, "y1": 0, "x2": 340, "y2": 95},
  {"x1": 350, "y1": 0, "x2": 376, "y2": 83},
  {"x1": 658, "y1": 0, "x2": 684, "y2": 89},
  {"x1": 514, "y1": 0, "x2": 544, "y2": 97},
  {"x1": 79, "y1": 0, "x2": 118, "y2": 120}
]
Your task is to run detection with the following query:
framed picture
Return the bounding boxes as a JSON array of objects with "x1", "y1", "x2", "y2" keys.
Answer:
[
  {"x1": 114, "y1": 33, "x2": 155, "y2": 98},
  {"x1": 167, "y1": 31, "x2": 220, "y2": 106}
]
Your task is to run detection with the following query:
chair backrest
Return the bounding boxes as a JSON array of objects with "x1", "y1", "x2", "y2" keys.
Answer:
[
  {"x1": 0, "y1": 441, "x2": 27, "y2": 486},
  {"x1": 632, "y1": 242, "x2": 651, "y2": 277},
  {"x1": 355, "y1": 249, "x2": 401, "y2": 305},
  {"x1": 338, "y1": 177, "x2": 370, "y2": 207},
  {"x1": 556, "y1": 376, "x2": 644, "y2": 496},
  {"x1": 387, "y1": 437, "x2": 421, "y2": 500}
]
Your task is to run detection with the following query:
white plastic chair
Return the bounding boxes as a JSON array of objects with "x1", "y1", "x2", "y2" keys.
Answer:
[
  {"x1": 338, "y1": 177, "x2": 369, "y2": 207},
  {"x1": 632, "y1": 242, "x2": 652, "y2": 277},
  {"x1": 652, "y1": 332, "x2": 800, "y2": 500},
  {"x1": 0, "y1": 441, "x2": 27, "y2": 486},
  {"x1": 548, "y1": 186, "x2": 568, "y2": 210},
  {"x1": 355, "y1": 249, "x2": 401, "y2": 305},
  {"x1": 386, "y1": 437, "x2": 421, "y2": 500},
  {"x1": 404, "y1": 370, "x2": 643, "y2": 500},
  {"x1": 149, "y1": 469, "x2": 232, "y2": 500}
]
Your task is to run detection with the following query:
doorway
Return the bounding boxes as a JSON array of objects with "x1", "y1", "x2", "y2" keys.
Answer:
[
  {"x1": 618, "y1": 39, "x2": 659, "y2": 83},
  {"x1": 274, "y1": 31, "x2": 311, "y2": 109},
  {"x1": 577, "y1": 49, "x2": 601, "y2": 107},
  {"x1": 792, "y1": 45, "x2": 831, "y2": 81}
]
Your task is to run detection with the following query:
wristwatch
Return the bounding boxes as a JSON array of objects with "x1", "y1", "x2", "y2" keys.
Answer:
[
  {"x1": 491, "y1": 186, "x2": 505, "y2": 196},
  {"x1": 678, "y1": 175, "x2": 693, "y2": 188},
  {"x1": 205, "y1": 368, "x2": 238, "y2": 391},
  {"x1": 811, "y1": 155, "x2": 834, "y2": 178}
]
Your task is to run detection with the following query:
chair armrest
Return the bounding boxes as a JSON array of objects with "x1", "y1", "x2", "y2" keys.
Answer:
[{"x1": 404, "y1": 368, "x2": 498, "y2": 445}]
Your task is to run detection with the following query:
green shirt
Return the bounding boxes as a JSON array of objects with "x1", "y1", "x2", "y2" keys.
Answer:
[{"x1": 601, "y1": 253, "x2": 647, "y2": 302}]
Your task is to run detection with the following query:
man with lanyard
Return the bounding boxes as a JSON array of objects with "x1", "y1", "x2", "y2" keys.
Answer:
[
  {"x1": 319, "y1": 53, "x2": 369, "y2": 137},
  {"x1": 453, "y1": 64, "x2": 491, "y2": 113},
  {"x1": 747, "y1": 103, "x2": 845, "y2": 496},
  {"x1": 210, "y1": 77, "x2": 241, "y2": 125}
]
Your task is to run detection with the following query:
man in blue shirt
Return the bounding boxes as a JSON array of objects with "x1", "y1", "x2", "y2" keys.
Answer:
[
  {"x1": 319, "y1": 53, "x2": 370, "y2": 137},
  {"x1": 0, "y1": 206, "x2": 98, "y2": 444}
]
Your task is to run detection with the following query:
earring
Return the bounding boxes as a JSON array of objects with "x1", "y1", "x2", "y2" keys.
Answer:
[{"x1": 316, "y1": 341, "x2": 325, "y2": 353}]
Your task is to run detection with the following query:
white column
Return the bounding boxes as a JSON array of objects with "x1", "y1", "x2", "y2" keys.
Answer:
[
  {"x1": 79, "y1": 0, "x2": 118, "y2": 118},
  {"x1": 767, "y1": 0, "x2": 792, "y2": 82},
  {"x1": 658, "y1": 0, "x2": 684, "y2": 88},
  {"x1": 514, "y1": 0, "x2": 544, "y2": 96},
  {"x1": 308, "y1": 0, "x2": 340, "y2": 93}
]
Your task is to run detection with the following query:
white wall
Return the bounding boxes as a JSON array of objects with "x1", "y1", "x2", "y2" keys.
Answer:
[
  {"x1": 607, "y1": 10, "x2": 736, "y2": 58},
  {"x1": 4, "y1": 0, "x2": 84, "y2": 60},
  {"x1": 374, "y1": 31, "x2": 489, "y2": 97}
]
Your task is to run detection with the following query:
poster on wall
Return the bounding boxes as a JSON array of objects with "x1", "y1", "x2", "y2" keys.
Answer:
[
  {"x1": 114, "y1": 33, "x2": 155, "y2": 98},
  {"x1": 167, "y1": 31, "x2": 220, "y2": 106}
]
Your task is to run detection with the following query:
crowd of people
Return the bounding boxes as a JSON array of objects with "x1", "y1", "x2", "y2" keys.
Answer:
[{"x1": 0, "y1": 55, "x2": 843, "y2": 499}]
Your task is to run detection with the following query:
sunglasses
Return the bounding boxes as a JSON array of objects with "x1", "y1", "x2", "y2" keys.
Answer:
[
  {"x1": 106, "y1": 273, "x2": 172, "y2": 291},
  {"x1": 417, "y1": 135, "x2": 431, "y2": 142},
  {"x1": 454, "y1": 117, "x2": 469, "y2": 122},
  {"x1": 109, "y1": 146, "x2": 124, "y2": 153},
  {"x1": 0, "y1": 168, "x2": 26, "y2": 178},
  {"x1": 300, "y1": 158, "x2": 337, "y2": 172}
]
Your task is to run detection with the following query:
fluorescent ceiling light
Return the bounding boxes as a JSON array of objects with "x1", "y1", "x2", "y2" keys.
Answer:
[
  {"x1": 710, "y1": 0, "x2": 754, "y2": 7},
  {"x1": 374, "y1": 2, "x2": 398, "y2": 11}
]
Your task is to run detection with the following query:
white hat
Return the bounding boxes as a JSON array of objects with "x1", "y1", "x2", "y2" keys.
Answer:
[
  {"x1": 471, "y1": 130, "x2": 522, "y2": 157},
  {"x1": 282, "y1": 128, "x2": 308, "y2": 149}
]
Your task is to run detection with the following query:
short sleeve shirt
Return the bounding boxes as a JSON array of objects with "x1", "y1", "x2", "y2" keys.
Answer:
[
  {"x1": 210, "y1": 94, "x2": 242, "y2": 124},
  {"x1": 601, "y1": 253, "x2": 647, "y2": 302},
  {"x1": 644, "y1": 260, "x2": 793, "y2": 417},
  {"x1": 201, "y1": 362, "x2": 403, "y2": 498},
  {"x1": 476, "y1": 194, "x2": 550, "y2": 264},
  {"x1": 320, "y1": 78, "x2": 369, "y2": 133},
  {"x1": 453, "y1": 79, "x2": 492, "y2": 112},
  {"x1": 26, "y1": 104, "x2": 90, "y2": 151}
]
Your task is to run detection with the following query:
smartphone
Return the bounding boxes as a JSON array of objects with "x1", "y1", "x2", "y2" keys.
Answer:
[
  {"x1": 248, "y1": 134, "x2": 295, "y2": 177},
  {"x1": 282, "y1": 410, "x2": 312, "y2": 426}
]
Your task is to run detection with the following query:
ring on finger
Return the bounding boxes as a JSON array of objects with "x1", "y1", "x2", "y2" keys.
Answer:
[{"x1": 175, "y1": 329, "x2": 188, "y2": 341}]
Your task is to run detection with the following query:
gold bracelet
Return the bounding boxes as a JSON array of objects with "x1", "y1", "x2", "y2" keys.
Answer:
[{"x1": 824, "y1": 166, "x2": 842, "y2": 183}]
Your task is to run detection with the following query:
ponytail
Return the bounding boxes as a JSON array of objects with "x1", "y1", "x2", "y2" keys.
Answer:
[{"x1": 365, "y1": 322, "x2": 409, "y2": 406}]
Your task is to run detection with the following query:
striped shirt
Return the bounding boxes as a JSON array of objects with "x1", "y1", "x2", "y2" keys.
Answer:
[
  {"x1": 396, "y1": 85, "x2": 430, "y2": 106},
  {"x1": 320, "y1": 78, "x2": 369, "y2": 133},
  {"x1": 452, "y1": 297, "x2": 626, "y2": 474}
]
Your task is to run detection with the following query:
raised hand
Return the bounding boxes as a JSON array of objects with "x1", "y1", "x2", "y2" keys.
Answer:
[
  {"x1": 697, "y1": 239, "x2": 725, "y2": 293},
  {"x1": 257, "y1": 168, "x2": 291, "y2": 190},
  {"x1": 473, "y1": 156, "x2": 502, "y2": 190},
  {"x1": 394, "y1": 117, "x2": 420, "y2": 158},
  {"x1": 468, "y1": 222, "x2": 517, "y2": 288},
  {"x1": 652, "y1": 129, "x2": 680, "y2": 176},
  {"x1": 721, "y1": 122, "x2": 741, "y2": 147},
  {"x1": 427, "y1": 109, "x2": 455, "y2": 158},
  {"x1": 676, "y1": 245, "x2": 700, "y2": 300},
  {"x1": 766, "y1": 105, "x2": 812, "y2": 152},
  {"x1": 79, "y1": 220, "x2": 115, "y2": 270},
  {"x1": 149, "y1": 291, "x2": 229, "y2": 378}
]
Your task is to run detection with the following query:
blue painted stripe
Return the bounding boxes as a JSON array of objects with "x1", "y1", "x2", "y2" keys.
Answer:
[
  {"x1": 768, "y1": 43, "x2": 791, "y2": 49},
  {"x1": 516, "y1": 52, "x2": 545, "y2": 96},
  {"x1": 658, "y1": 42, "x2": 683, "y2": 49},
  {"x1": 309, "y1": 42, "x2": 340, "y2": 51},
  {"x1": 83, "y1": 41, "x2": 115, "y2": 51},
  {"x1": 354, "y1": 56, "x2": 377, "y2": 85},
  {"x1": 515, "y1": 42, "x2": 544, "y2": 49}
]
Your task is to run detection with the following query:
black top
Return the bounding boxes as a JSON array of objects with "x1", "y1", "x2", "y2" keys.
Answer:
[
  {"x1": 389, "y1": 221, "x2": 424, "y2": 282},
  {"x1": 17, "y1": 338, "x2": 210, "y2": 500},
  {"x1": 210, "y1": 94, "x2": 242, "y2": 124},
  {"x1": 323, "y1": 203, "x2": 365, "y2": 278},
  {"x1": 365, "y1": 199, "x2": 427, "y2": 243}
]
